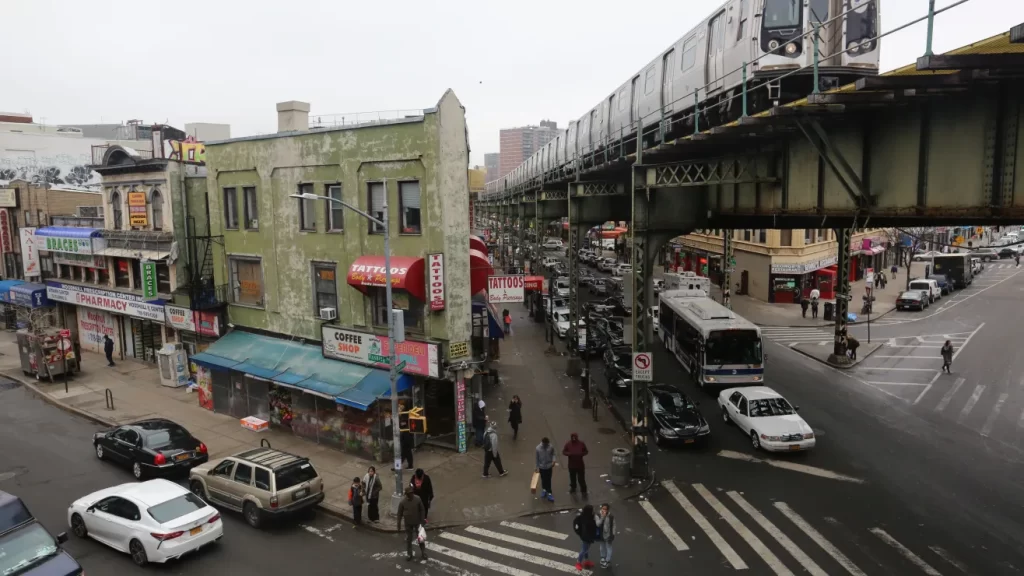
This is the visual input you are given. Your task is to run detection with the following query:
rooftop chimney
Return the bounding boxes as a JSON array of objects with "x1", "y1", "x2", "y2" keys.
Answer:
[{"x1": 276, "y1": 101, "x2": 310, "y2": 133}]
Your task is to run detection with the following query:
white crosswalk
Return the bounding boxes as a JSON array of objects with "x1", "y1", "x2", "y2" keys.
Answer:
[
  {"x1": 372, "y1": 479, "x2": 982, "y2": 575},
  {"x1": 761, "y1": 327, "x2": 834, "y2": 346}
]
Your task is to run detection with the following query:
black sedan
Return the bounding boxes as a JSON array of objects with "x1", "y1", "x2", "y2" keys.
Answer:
[
  {"x1": 603, "y1": 345, "x2": 633, "y2": 395},
  {"x1": 93, "y1": 418, "x2": 208, "y2": 480},
  {"x1": 896, "y1": 290, "x2": 926, "y2": 311},
  {"x1": 648, "y1": 384, "x2": 710, "y2": 447}
]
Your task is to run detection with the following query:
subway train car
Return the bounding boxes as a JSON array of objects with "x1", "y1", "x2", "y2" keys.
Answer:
[{"x1": 494, "y1": 0, "x2": 879, "y2": 195}]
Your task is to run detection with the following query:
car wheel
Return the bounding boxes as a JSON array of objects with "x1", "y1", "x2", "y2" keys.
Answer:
[
  {"x1": 95, "y1": 444, "x2": 105, "y2": 460},
  {"x1": 751, "y1": 431, "x2": 761, "y2": 451},
  {"x1": 132, "y1": 462, "x2": 144, "y2": 480},
  {"x1": 129, "y1": 539, "x2": 148, "y2": 566},
  {"x1": 722, "y1": 409, "x2": 730, "y2": 425},
  {"x1": 71, "y1": 513, "x2": 88, "y2": 538},
  {"x1": 244, "y1": 501, "x2": 262, "y2": 529},
  {"x1": 190, "y1": 480, "x2": 207, "y2": 500}
]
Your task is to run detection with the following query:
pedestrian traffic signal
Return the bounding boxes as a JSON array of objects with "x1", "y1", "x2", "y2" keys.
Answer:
[{"x1": 399, "y1": 406, "x2": 426, "y2": 434}]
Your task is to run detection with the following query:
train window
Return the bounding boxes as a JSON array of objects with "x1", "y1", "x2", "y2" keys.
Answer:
[
  {"x1": 764, "y1": 0, "x2": 800, "y2": 28},
  {"x1": 619, "y1": 88, "x2": 629, "y2": 110},
  {"x1": 681, "y1": 37, "x2": 697, "y2": 71},
  {"x1": 737, "y1": 0, "x2": 749, "y2": 41},
  {"x1": 643, "y1": 67, "x2": 656, "y2": 95}
]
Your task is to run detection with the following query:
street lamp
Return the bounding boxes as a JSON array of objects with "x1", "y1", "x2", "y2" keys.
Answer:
[{"x1": 290, "y1": 181, "x2": 406, "y2": 515}]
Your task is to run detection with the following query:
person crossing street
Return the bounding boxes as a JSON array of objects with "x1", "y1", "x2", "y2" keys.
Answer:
[
  {"x1": 482, "y1": 421, "x2": 507, "y2": 478},
  {"x1": 941, "y1": 340, "x2": 955, "y2": 373}
]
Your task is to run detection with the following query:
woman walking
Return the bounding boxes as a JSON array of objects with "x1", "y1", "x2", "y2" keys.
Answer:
[
  {"x1": 572, "y1": 504, "x2": 598, "y2": 571},
  {"x1": 410, "y1": 468, "x2": 435, "y2": 523},
  {"x1": 508, "y1": 395, "x2": 522, "y2": 440}
]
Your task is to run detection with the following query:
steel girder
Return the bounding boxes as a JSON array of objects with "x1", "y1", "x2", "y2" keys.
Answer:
[
  {"x1": 629, "y1": 161, "x2": 650, "y2": 479},
  {"x1": 572, "y1": 181, "x2": 625, "y2": 197},
  {"x1": 832, "y1": 228, "x2": 852, "y2": 359},
  {"x1": 541, "y1": 189, "x2": 568, "y2": 202},
  {"x1": 568, "y1": 193, "x2": 581, "y2": 364},
  {"x1": 794, "y1": 118, "x2": 871, "y2": 208},
  {"x1": 722, "y1": 233, "x2": 734, "y2": 310},
  {"x1": 640, "y1": 156, "x2": 774, "y2": 189}
]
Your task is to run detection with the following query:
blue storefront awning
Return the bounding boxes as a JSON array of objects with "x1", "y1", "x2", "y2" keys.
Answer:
[
  {"x1": 336, "y1": 372, "x2": 413, "y2": 411},
  {"x1": 0, "y1": 280, "x2": 26, "y2": 304},
  {"x1": 35, "y1": 227, "x2": 103, "y2": 239},
  {"x1": 190, "y1": 352, "x2": 241, "y2": 371},
  {"x1": 9, "y1": 283, "x2": 50, "y2": 308}
]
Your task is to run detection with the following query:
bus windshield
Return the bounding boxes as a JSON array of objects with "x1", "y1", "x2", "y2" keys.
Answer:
[
  {"x1": 764, "y1": 0, "x2": 800, "y2": 28},
  {"x1": 705, "y1": 330, "x2": 762, "y2": 365}
]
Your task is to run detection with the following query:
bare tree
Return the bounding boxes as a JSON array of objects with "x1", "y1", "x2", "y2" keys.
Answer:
[{"x1": 880, "y1": 227, "x2": 934, "y2": 290}]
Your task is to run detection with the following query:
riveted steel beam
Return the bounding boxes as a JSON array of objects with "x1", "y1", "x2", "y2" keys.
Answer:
[
  {"x1": 572, "y1": 181, "x2": 625, "y2": 197},
  {"x1": 540, "y1": 189, "x2": 568, "y2": 202},
  {"x1": 831, "y1": 227, "x2": 852, "y2": 361},
  {"x1": 795, "y1": 119, "x2": 870, "y2": 208},
  {"x1": 640, "y1": 156, "x2": 776, "y2": 189}
]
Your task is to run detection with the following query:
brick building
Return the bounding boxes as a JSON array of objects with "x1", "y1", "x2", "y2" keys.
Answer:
[{"x1": 498, "y1": 120, "x2": 558, "y2": 179}]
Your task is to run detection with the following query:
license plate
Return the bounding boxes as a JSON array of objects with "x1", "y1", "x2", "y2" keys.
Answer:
[
  {"x1": 294, "y1": 489, "x2": 308, "y2": 500},
  {"x1": 189, "y1": 526, "x2": 202, "y2": 536},
  {"x1": 175, "y1": 453, "x2": 190, "y2": 461},
  {"x1": 684, "y1": 439, "x2": 695, "y2": 444},
  {"x1": 789, "y1": 445, "x2": 802, "y2": 451}
]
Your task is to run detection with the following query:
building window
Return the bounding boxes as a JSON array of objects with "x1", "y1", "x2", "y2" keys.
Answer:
[
  {"x1": 298, "y1": 183, "x2": 315, "y2": 231},
  {"x1": 326, "y1": 185, "x2": 343, "y2": 232},
  {"x1": 818, "y1": 229, "x2": 827, "y2": 242},
  {"x1": 399, "y1": 181, "x2": 421, "y2": 234},
  {"x1": 243, "y1": 187, "x2": 258, "y2": 230},
  {"x1": 110, "y1": 192, "x2": 122, "y2": 230},
  {"x1": 155, "y1": 261, "x2": 171, "y2": 293},
  {"x1": 151, "y1": 190, "x2": 163, "y2": 231},
  {"x1": 131, "y1": 259, "x2": 142, "y2": 288},
  {"x1": 114, "y1": 258, "x2": 131, "y2": 288},
  {"x1": 757, "y1": 229, "x2": 767, "y2": 243},
  {"x1": 780, "y1": 229, "x2": 793, "y2": 246},
  {"x1": 223, "y1": 187, "x2": 239, "y2": 229},
  {"x1": 312, "y1": 263, "x2": 338, "y2": 315},
  {"x1": 37, "y1": 211, "x2": 45, "y2": 227},
  {"x1": 368, "y1": 182, "x2": 385, "y2": 234},
  {"x1": 229, "y1": 257, "x2": 264, "y2": 307},
  {"x1": 96, "y1": 265, "x2": 109, "y2": 286},
  {"x1": 23, "y1": 211, "x2": 31, "y2": 226},
  {"x1": 370, "y1": 288, "x2": 422, "y2": 330},
  {"x1": 743, "y1": 229, "x2": 751, "y2": 242},
  {"x1": 804, "y1": 229, "x2": 813, "y2": 244}
]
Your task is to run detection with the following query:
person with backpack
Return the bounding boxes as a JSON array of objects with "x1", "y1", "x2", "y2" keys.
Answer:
[
  {"x1": 348, "y1": 476, "x2": 365, "y2": 526},
  {"x1": 596, "y1": 503, "x2": 616, "y2": 568},
  {"x1": 572, "y1": 504, "x2": 598, "y2": 571},
  {"x1": 482, "y1": 421, "x2": 507, "y2": 478}
]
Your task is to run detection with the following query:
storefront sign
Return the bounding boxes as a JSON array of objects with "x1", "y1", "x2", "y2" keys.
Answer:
[
  {"x1": 46, "y1": 281, "x2": 165, "y2": 322},
  {"x1": 456, "y1": 377, "x2": 467, "y2": 453},
  {"x1": 770, "y1": 255, "x2": 838, "y2": 275},
  {"x1": 141, "y1": 261, "x2": 157, "y2": 298},
  {"x1": 449, "y1": 341, "x2": 469, "y2": 359},
  {"x1": 164, "y1": 305, "x2": 220, "y2": 337},
  {"x1": 128, "y1": 192, "x2": 148, "y2": 227},
  {"x1": 0, "y1": 188, "x2": 16, "y2": 208},
  {"x1": 20, "y1": 228, "x2": 39, "y2": 278},
  {"x1": 487, "y1": 275, "x2": 525, "y2": 304},
  {"x1": 43, "y1": 236, "x2": 93, "y2": 254},
  {"x1": 78, "y1": 309, "x2": 115, "y2": 353},
  {"x1": 428, "y1": 253, "x2": 445, "y2": 311},
  {"x1": 0, "y1": 210, "x2": 11, "y2": 253},
  {"x1": 53, "y1": 252, "x2": 106, "y2": 268},
  {"x1": 321, "y1": 326, "x2": 440, "y2": 378}
]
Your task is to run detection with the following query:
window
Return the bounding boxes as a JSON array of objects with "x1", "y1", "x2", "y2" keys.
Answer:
[
  {"x1": 743, "y1": 229, "x2": 751, "y2": 242},
  {"x1": 233, "y1": 463, "x2": 253, "y2": 485},
  {"x1": 764, "y1": 0, "x2": 801, "y2": 28},
  {"x1": 229, "y1": 257, "x2": 264, "y2": 307},
  {"x1": 312, "y1": 263, "x2": 338, "y2": 314},
  {"x1": 23, "y1": 211, "x2": 31, "y2": 226},
  {"x1": 804, "y1": 229, "x2": 813, "y2": 244},
  {"x1": 682, "y1": 36, "x2": 698, "y2": 71},
  {"x1": 368, "y1": 182, "x2": 385, "y2": 234},
  {"x1": 618, "y1": 88, "x2": 629, "y2": 111},
  {"x1": 223, "y1": 187, "x2": 239, "y2": 229},
  {"x1": 275, "y1": 461, "x2": 318, "y2": 489},
  {"x1": 399, "y1": 181, "x2": 421, "y2": 234},
  {"x1": 370, "y1": 288, "x2": 423, "y2": 330},
  {"x1": 757, "y1": 229, "x2": 767, "y2": 243},
  {"x1": 151, "y1": 190, "x2": 163, "y2": 231},
  {"x1": 818, "y1": 229, "x2": 827, "y2": 242},
  {"x1": 243, "y1": 186, "x2": 258, "y2": 229},
  {"x1": 254, "y1": 468, "x2": 271, "y2": 491},
  {"x1": 147, "y1": 494, "x2": 206, "y2": 524},
  {"x1": 780, "y1": 229, "x2": 793, "y2": 246},
  {"x1": 155, "y1": 261, "x2": 171, "y2": 293},
  {"x1": 643, "y1": 67, "x2": 656, "y2": 95},
  {"x1": 809, "y1": 0, "x2": 828, "y2": 23},
  {"x1": 131, "y1": 259, "x2": 142, "y2": 288},
  {"x1": 97, "y1": 265, "x2": 109, "y2": 286},
  {"x1": 111, "y1": 192, "x2": 123, "y2": 230},
  {"x1": 737, "y1": 0, "x2": 749, "y2": 41},
  {"x1": 114, "y1": 258, "x2": 131, "y2": 288},
  {"x1": 212, "y1": 459, "x2": 235, "y2": 478},
  {"x1": 326, "y1": 185, "x2": 343, "y2": 232},
  {"x1": 298, "y1": 183, "x2": 315, "y2": 231},
  {"x1": 37, "y1": 211, "x2": 45, "y2": 227}
]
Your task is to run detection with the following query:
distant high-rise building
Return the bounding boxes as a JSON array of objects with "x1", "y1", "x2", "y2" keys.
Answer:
[
  {"x1": 484, "y1": 153, "x2": 499, "y2": 183},
  {"x1": 498, "y1": 121, "x2": 558, "y2": 179}
]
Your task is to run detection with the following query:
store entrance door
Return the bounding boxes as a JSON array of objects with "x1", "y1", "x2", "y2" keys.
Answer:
[{"x1": 128, "y1": 318, "x2": 160, "y2": 363}]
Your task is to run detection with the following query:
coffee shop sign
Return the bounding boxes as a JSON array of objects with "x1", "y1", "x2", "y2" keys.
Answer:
[{"x1": 771, "y1": 256, "x2": 838, "y2": 275}]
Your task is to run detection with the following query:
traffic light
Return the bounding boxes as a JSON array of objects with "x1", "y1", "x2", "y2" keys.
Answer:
[{"x1": 399, "y1": 406, "x2": 427, "y2": 434}]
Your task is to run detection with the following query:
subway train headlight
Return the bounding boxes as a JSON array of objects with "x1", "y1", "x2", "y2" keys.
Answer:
[
  {"x1": 847, "y1": 41, "x2": 861, "y2": 54},
  {"x1": 768, "y1": 39, "x2": 780, "y2": 52},
  {"x1": 785, "y1": 42, "x2": 798, "y2": 55}
]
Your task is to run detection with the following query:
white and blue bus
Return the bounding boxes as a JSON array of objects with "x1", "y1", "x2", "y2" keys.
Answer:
[{"x1": 658, "y1": 289, "x2": 764, "y2": 388}]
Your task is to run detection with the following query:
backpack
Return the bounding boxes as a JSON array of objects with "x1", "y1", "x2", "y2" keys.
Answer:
[
  {"x1": 572, "y1": 514, "x2": 583, "y2": 537},
  {"x1": 483, "y1": 432, "x2": 493, "y2": 452}
]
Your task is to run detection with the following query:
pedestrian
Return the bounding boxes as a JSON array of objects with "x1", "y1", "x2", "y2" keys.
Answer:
[
  {"x1": 573, "y1": 504, "x2": 598, "y2": 571},
  {"x1": 535, "y1": 437, "x2": 556, "y2": 502},
  {"x1": 508, "y1": 395, "x2": 523, "y2": 441},
  {"x1": 847, "y1": 335, "x2": 860, "y2": 361},
  {"x1": 800, "y1": 298, "x2": 809, "y2": 318},
  {"x1": 941, "y1": 340, "x2": 954, "y2": 373},
  {"x1": 400, "y1": 429, "x2": 414, "y2": 469},
  {"x1": 396, "y1": 487, "x2": 427, "y2": 563},
  {"x1": 562, "y1": 432, "x2": 589, "y2": 497},
  {"x1": 472, "y1": 400, "x2": 487, "y2": 446},
  {"x1": 482, "y1": 421, "x2": 508, "y2": 478},
  {"x1": 810, "y1": 299, "x2": 819, "y2": 319},
  {"x1": 363, "y1": 466, "x2": 382, "y2": 523},
  {"x1": 410, "y1": 468, "x2": 434, "y2": 523},
  {"x1": 596, "y1": 503, "x2": 616, "y2": 568},
  {"x1": 103, "y1": 334, "x2": 115, "y2": 367},
  {"x1": 503, "y1": 309, "x2": 513, "y2": 335},
  {"x1": 348, "y1": 476, "x2": 365, "y2": 526}
]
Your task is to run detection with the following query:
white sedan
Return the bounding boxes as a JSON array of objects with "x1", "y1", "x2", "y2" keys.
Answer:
[
  {"x1": 68, "y1": 479, "x2": 223, "y2": 566},
  {"x1": 718, "y1": 387, "x2": 816, "y2": 452}
]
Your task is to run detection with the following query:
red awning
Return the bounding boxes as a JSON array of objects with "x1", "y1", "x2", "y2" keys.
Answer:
[
  {"x1": 524, "y1": 276, "x2": 544, "y2": 291},
  {"x1": 347, "y1": 256, "x2": 425, "y2": 300},
  {"x1": 470, "y1": 236, "x2": 487, "y2": 254},
  {"x1": 470, "y1": 249, "x2": 492, "y2": 294}
]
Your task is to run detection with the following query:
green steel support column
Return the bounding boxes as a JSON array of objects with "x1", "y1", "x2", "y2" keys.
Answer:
[
  {"x1": 722, "y1": 232, "x2": 734, "y2": 309},
  {"x1": 517, "y1": 201, "x2": 526, "y2": 271},
  {"x1": 567, "y1": 184, "x2": 582, "y2": 375},
  {"x1": 630, "y1": 122, "x2": 650, "y2": 479},
  {"x1": 741, "y1": 63, "x2": 748, "y2": 118},
  {"x1": 693, "y1": 92, "x2": 700, "y2": 134},
  {"x1": 830, "y1": 228, "x2": 852, "y2": 361},
  {"x1": 534, "y1": 193, "x2": 541, "y2": 262},
  {"x1": 924, "y1": 0, "x2": 936, "y2": 57},
  {"x1": 812, "y1": 24, "x2": 821, "y2": 94}
]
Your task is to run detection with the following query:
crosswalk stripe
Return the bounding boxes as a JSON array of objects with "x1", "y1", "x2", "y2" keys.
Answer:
[
  {"x1": 662, "y1": 480, "x2": 746, "y2": 569},
  {"x1": 499, "y1": 521, "x2": 568, "y2": 541},
  {"x1": 638, "y1": 500, "x2": 690, "y2": 551},
  {"x1": 727, "y1": 492, "x2": 824, "y2": 576},
  {"x1": 464, "y1": 526, "x2": 578, "y2": 558},
  {"x1": 424, "y1": 543, "x2": 541, "y2": 576},
  {"x1": 957, "y1": 385, "x2": 986, "y2": 423},
  {"x1": 869, "y1": 528, "x2": 942, "y2": 575},
  {"x1": 773, "y1": 502, "x2": 867, "y2": 576},
  {"x1": 980, "y1": 393, "x2": 1009, "y2": 437},
  {"x1": 928, "y1": 545, "x2": 971, "y2": 573},
  {"x1": 935, "y1": 378, "x2": 965, "y2": 412},
  {"x1": 438, "y1": 532, "x2": 590, "y2": 574},
  {"x1": 693, "y1": 483, "x2": 791, "y2": 575}
]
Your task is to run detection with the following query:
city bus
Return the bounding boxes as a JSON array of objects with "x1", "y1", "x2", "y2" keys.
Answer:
[{"x1": 658, "y1": 289, "x2": 764, "y2": 388}]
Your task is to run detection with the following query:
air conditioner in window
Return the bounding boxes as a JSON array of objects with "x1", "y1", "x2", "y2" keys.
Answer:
[{"x1": 319, "y1": 307, "x2": 337, "y2": 321}]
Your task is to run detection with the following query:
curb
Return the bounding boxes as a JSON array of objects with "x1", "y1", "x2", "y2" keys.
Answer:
[
  {"x1": 755, "y1": 306, "x2": 895, "y2": 328},
  {"x1": 788, "y1": 341, "x2": 882, "y2": 370},
  {"x1": 3, "y1": 371, "x2": 117, "y2": 428}
]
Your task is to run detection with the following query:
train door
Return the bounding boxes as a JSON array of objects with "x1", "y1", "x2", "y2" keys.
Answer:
[
  {"x1": 630, "y1": 75, "x2": 640, "y2": 128},
  {"x1": 607, "y1": 93, "x2": 616, "y2": 138},
  {"x1": 707, "y1": 12, "x2": 726, "y2": 92},
  {"x1": 589, "y1": 110, "x2": 598, "y2": 152},
  {"x1": 661, "y1": 49, "x2": 675, "y2": 118}
]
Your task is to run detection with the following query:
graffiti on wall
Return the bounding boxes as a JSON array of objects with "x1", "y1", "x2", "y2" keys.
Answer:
[{"x1": 170, "y1": 137, "x2": 205, "y2": 164}]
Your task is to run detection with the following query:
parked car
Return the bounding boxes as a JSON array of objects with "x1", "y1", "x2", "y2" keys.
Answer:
[
  {"x1": 591, "y1": 279, "x2": 609, "y2": 296},
  {"x1": 912, "y1": 250, "x2": 942, "y2": 262},
  {"x1": 554, "y1": 279, "x2": 570, "y2": 298},
  {"x1": 717, "y1": 387, "x2": 815, "y2": 452},
  {"x1": 908, "y1": 279, "x2": 941, "y2": 303},
  {"x1": 69, "y1": 479, "x2": 222, "y2": 566},
  {"x1": 597, "y1": 258, "x2": 616, "y2": 272},
  {"x1": 555, "y1": 308, "x2": 571, "y2": 338},
  {"x1": 94, "y1": 419, "x2": 208, "y2": 480},
  {"x1": 592, "y1": 317, "x2": 625, "y2": 347},
  {"x1": 613, "y1": 264, "x2": 633, "y2": 277},
  {"x1": 649, "y1": 384, "x2": 710, "y2": 447},
  {"x1": 929, "y1": 273, "x2": 952, "y2": 294},
  {"x1": 0, "y1": 490, "x2": 80, "y2": 576},
  {"x1": 970, "y1": 247, "x2": 999, "y2": 262},
  {"x1": 896, "y1": 290, "x2": 927, "y2": 311},
  {"x1": 588, "y1": 297, "x2": 630, "y2": 317},
  {"x1": 542, "y1": 239, "x2": 563, "y2": 250},
  {"x1": 602, "y1": 346, "x2": 633, "y2": 395},
  {"x1": 189, "y1": 447, "x2": 324, "y2": 529}
]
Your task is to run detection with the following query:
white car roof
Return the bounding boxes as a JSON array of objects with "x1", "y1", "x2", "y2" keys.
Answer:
[
  {"x1": 722, "y1": 386, "x2": 783, "y2": 401},
  {"x1": 81, "y1": 479, "x2": 187, "y2": 507}
]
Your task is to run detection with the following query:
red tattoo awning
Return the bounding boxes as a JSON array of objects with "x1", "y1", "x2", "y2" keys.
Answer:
[
  {"x1": 470, "y1": 236, "x2": 488, "y2": 255},
  {"x1": 347, "y1": 256, "x2": 425, "y2": 300},
  {"x1": 524, "y1": 276, "x2": 544, "y2": 291},
  {"x1": 469, "y1": 249, "x2": 492, "y2": 295}
]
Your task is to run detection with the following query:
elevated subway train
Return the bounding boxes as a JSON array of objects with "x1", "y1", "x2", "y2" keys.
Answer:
[{"x1": 487, "y1": 0, "x2": 880, "y2": 195}]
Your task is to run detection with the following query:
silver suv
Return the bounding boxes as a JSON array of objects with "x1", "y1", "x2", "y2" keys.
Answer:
[{"x1": 189, "y1": 447, "x2": 324, "y2": 529}]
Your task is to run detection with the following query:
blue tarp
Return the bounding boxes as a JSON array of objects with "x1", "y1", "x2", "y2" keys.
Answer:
[
  {"x1": 0, "y1": 280, "x2": 26, "y2": 304},
  {"x1": 190, "y1": 352, "x2": 240, "y2": 371},
  {"x1": 9, "y1": 283, "x2": 49, "y2": 308},
  {"x1": 35, "y1": 227, "x2": 102, "y2": 239},
  {"x1": 337, "y1": 372, "x2": 412, "y2": 410}
]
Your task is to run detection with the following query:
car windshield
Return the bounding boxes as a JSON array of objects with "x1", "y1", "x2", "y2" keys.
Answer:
[
  {"x1": 147, "y1": 493, "x2": 206, "y2": 524},
  {"x1": 275, "y1": 462, "x2": 318, "y2": 490},
  {"x1": 899, "y1": 292, "x2": 920, "y2": 300},
  {"x1": 748, "y1": 397, "x2": 795, "y2": 417},
  {"x1": 705, "y1": 330, "x2": 763, "y2": 365},
  {"x1": 651, "y1": 390, "x2": 695, "y2": 414},
  {"x1": 557, "y1": 312, "x2": 569, "y2": 323},
  {"x1": 0, "y1": 522, "x2": 59, "y2": 576},
  {"x1": 143, "y1": 425, "x2": 193, "y2": 450}
]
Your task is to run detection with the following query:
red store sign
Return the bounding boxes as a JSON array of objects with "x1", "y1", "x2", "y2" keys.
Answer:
[{"x1": 428, "y1": 253, "x2": 445, "y2": 311}]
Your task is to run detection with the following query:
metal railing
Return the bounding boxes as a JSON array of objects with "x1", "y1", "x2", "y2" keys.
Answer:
[{"x1": 309, "y1": 109, "x2": 426, "y2": 130}]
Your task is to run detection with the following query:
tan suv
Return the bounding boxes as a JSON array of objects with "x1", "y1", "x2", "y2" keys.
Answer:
[{"x1": 189, "y1": 447, "x2": 324, "y2": 528}]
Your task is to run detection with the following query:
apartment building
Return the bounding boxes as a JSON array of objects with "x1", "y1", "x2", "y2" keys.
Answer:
[{"x1": 498, "y1": 120, "x2": 558, "y2": 179}]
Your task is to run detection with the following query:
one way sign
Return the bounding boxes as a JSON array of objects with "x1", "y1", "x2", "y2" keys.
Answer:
[{"x1": 632, "y1": 352, "x2": 653, "y2": 382}]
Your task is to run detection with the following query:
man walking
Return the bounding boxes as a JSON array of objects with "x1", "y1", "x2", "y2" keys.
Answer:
[
  {"x1": 941, "y1": 340, "x2": 954, "y2": 373},
  {"x1": 800, "y1": 297, "x2": 809, "y2": 318},
  {"x1": 562, "y1": 432, "x2": 589, "y2": 497},
  {"x1": 482, "y1": 422, "x2": 507, "y2": 478},
  {"x1": 596, "y1": 503, "x2": 616, "y2": 568},
  {"x1": 103, "y1": 334, "x2": 115, "y2": 367},
  {"x1": 396, "y1": 487, "x2": 427, "y2": 563},
  {"x1": 535, "y1": 437, "x2": 556, "y2": 502}
]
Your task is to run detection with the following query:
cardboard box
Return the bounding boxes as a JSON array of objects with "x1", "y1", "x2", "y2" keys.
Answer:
[{"x1": 240, "y1": 416, "x2": 268, "y2": 432}]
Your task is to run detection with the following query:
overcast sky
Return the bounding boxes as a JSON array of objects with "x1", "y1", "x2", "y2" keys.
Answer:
[{"x1": 2, "y1": 0, "x2": 1021, "y2": 167}]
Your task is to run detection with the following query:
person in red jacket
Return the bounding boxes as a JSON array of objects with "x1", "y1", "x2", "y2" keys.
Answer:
[{"x1": 562, "y1": 432, "x2": 589, "y2": 497}]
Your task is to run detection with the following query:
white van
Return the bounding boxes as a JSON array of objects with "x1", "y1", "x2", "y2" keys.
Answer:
[
  {"x1": 908, "y1": 278, "x2": 941, "y2": 303},
  {"x1": 1004, "y1": 231, "x2": 1019, "y2": 244}
]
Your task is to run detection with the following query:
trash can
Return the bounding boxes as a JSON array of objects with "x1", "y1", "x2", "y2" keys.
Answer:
[
  {"x1": 823, "y1": 301, "x2": 835, "y2": 321},
  {"x1": 610, "y1": 448, "x2": 631, "y2": 487}
]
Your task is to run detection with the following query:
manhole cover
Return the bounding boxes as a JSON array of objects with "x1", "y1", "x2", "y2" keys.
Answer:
[{"x1": 597, "y1": 427, "x2": 617, "y2": 435}]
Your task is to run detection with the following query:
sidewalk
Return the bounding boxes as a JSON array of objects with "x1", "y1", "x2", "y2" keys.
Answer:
[{"x1": 0, "y1": 324, "x2": 644, "y2": 531}]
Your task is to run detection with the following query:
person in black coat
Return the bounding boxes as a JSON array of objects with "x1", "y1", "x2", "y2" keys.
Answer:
[
  {"x1": 573, "y1": 504, "x2": 598, "y2": 570},
  {"x1": 103, "y1": 335, "x2": 115, "y2": 367},
  {"x1": 410, "y1": 468, "x2": 434, "y2": 522},
  {"x1": 508, "y1": 395, "x2": 523, "y2": 440}
]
